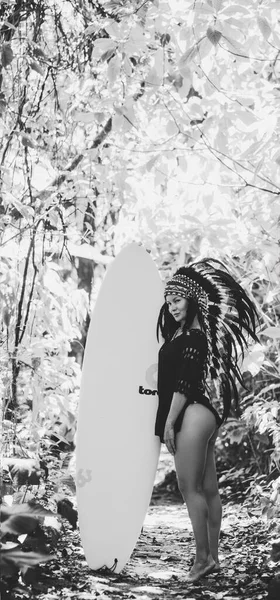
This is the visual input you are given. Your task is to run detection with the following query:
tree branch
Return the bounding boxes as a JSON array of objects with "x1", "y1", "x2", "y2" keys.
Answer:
[
  {"x1": 36, "y1": 78, "x2": 146, "y2": 203},
  {"x1": 14, "y1": 228, "x2": 37, "y2": 349},
  {"x1": 19, "y1": 238, "x2": 39, "y2": 345}
]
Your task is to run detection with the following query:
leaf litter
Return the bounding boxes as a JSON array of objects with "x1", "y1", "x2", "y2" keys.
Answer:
[{"x1": 3, "y1": 447, "x2": 279, "y2": 600}]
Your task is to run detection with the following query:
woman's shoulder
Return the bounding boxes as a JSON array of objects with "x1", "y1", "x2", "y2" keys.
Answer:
[
  {"x1": 185, "y1": 328, "x2": 206, "y2": 337},
  {"x1": 160, "y1": 328, "x2": 207, "y2": 347},
  {"x1": 182, "y1": 328, "x2": 208, "y2": 347}
]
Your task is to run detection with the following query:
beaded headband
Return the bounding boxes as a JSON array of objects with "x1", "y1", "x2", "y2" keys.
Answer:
[{"x1": 164, "y1": 274, "x2": 208, "y2": 308}]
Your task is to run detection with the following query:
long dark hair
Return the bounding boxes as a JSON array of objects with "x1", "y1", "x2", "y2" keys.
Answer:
[{"x1": 156, "y1": 297, "x2": 205, "y2": 343}]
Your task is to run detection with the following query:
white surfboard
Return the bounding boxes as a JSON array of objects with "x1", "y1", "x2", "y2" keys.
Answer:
[{"x1": 76, "y1": 243, "x2": 162, "y2": 573}]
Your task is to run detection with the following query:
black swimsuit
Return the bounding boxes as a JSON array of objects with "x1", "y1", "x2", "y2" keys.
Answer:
[{"x1": 155, "y1": 329, "x2": 223, "y2": 443}]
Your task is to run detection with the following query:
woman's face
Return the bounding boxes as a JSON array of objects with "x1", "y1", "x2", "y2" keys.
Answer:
[{"x1": 166, "y1": 294, "x2": 189, "y2": 325}]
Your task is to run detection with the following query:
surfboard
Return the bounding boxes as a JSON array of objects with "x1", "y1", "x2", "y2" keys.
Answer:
[{"x1": 76, "y1": 243, "x2": 163, "y2": 573}]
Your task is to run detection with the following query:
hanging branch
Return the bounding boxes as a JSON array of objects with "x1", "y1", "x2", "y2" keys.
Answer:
[
  {"x1": 14, "y1": 229, "x2": 37, "y2": 349},
  {"x1": 10, "y1": 222, "x2": 39, "y2": 411},
  {"x1": 19, "y1": 234, "x2": 39, "y2": 345}
]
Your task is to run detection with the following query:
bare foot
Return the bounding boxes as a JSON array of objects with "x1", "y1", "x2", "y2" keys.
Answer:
[
  {"x1": 213, "y1": 561, "x2": 221, "y2": 572},
  {"x1": 185, "y1": 557, "x2": 216, "y2": 583}
]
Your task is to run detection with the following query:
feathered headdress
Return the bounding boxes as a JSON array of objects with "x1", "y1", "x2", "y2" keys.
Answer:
[{"x1": 158, "y1": 258, "x2": 259, "y2": 422}]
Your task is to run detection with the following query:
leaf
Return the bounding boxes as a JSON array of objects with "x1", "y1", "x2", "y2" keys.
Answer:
[
  {"x1": 0, "y1": 554, "x2": 19, "y2": 577},
  {"x1": 3, "y1": 20, "x2": 17, "y2": 31},
  {"x1": 94, "y1": 112, "x2": 105, "y2": 123},
  {"x1": 0, "y1": 91, "x2": 7, "y2": 116},
  {"x1": 207, "y1": 26, "x2": 222, "y2": 45},
  {"x1": 179, "y1": 44, "x2": 199, "y2": 66},
  {"x1": 21, "y1": 134, "x2": 35, "y2": 149},
  {"x1": 84, "y1": 22, "x2": 98, "y2": 36},
  {"x1": 3, "y1": 307, "x2": 10, "y2": 327},
  {"x1": 226, "y1": 426, "x2": 246, "y2": 444},
  {"x1": 188, "y1": 99, "x2": 204, "y2": 120},
  {"x1": 235, "y1": 95, "x2": 255, "y2": 107},
  {"x1": 166, "y1": 120, "x2": 178, "y2": 136},
  {"x1": 273, "y1": 149, "x2": 280, "y2": 166},
  {"x1": 222, "y1": 34, "x2": 244, "y2": 54},
  {"x1": 1, "y1": 542, "x2": 19, "y2": 551},
  {"x1": 107, "y1": 54, "x2": 121, "y2": 85},
  {"x1": 242, "y1": 349, "x2": 264, "y2": 376},
  {"x1": 91, "y1": 38, "x2": 117, "y2": 60},
  {"x1": 1, "y1": 502, "x2": 55, "y2": 523},
  {"x1": 144, "y1": 155, "x2": 159, "y2": 172},
  {"x1": 2, "y1": 458, "x2": 42, "y2": 486},
  {"x1": 0, "y1": 547, "x2": 55, "y2": 574},
  {"x1": 193, "y1": 1, "x2": 214, "y2": 14},
  {"x1": 30, "y1": 61, "x2": 44, "y2": 75},
  {"x1": 146, "y1": 67, "x2": 162, "y2": 87},
  {"x1": 43, "y1": 269, "x2": 65, "y2": 297},
  {"x1": 161, "y1": 33, "x2": 171, "y2": 46},
  {"x1": 33, "y1": 46, "x2": 48, "y2": 59},
  {"x1": 105, "y1": 20, "x2": 126, "y2": 41},
  {"x1": 101, "y1": 48, "x2": 116, "y2": 62},
  {"x1": 54, "y1": 473, "x2": 76, "y2": 494},
  {"x1": 260, "y1": 327, "x2": 280, "y2": 339},
  {"x1": 160, "y1": 553, "x2": 175, "y2": 561},
  {"x1": 257, "y1": 16, "x2": 271, "y2": 40},
  {"x1": 1, "y1": 43, "x2": 13, "y2": 68},
  {"x1": 149, "y1": 570, "x2": 174, "y2": 580},
  {"x1": 72, "y1": 111, "x2": 96, "y2": 123},
  {"x1": 221, "y1": 4, "x2": 250, "y2": 16},
  {"x1": 56, "y1": 498, "x2": 77, "y2": 529},
  {"x1": 1, "y1": 515, "x2": 38, "y2": 537},
  {"x1": 123, "y1": 54, "x2": 132, "y2": 76},
  {"x1": 239, "y1": 140, "x2": 262, "y2": 159},
  {"x1": 212, "y1": 0, "x2": 224, "y2": 12},
  {"x1": 236, "y1": 110, "x2": 258, "y2": 127},
  {"x1": 271, "y1": 539, "x2": 280, "y2": 562},
  {"x1": 44, "y1": 516, "x2": 62, "y2": 531},
  {"x1": 178, "y1": 61, "x2": 192, "y2": 80}
]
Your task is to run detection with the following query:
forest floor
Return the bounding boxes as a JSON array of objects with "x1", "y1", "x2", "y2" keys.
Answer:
[{"x1": 3, "y1": 446, "x2": 279, "y2": 600}]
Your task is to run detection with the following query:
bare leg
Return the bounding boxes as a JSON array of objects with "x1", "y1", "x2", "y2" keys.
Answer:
[
  {"x1": 174, "y1": 403, "x2": 217, "y2": 582},
  {"x1": 202, "y1": 429, "x2": 222, "y2": 566}
]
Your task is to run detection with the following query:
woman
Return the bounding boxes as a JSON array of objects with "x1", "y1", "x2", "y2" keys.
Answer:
[{"x1": 155, "y1": 258, "x2": 259, "y2": 583}]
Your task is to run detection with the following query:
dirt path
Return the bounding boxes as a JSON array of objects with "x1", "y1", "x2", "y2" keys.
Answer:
[
  {"x1": 18, "y1": 500, "x2": 272, "y2": 600},
  {"x1": 4, "y1": 448, "x2": 277, "y2": 599}
]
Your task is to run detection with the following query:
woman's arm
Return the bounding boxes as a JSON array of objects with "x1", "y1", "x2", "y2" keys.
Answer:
[
  {"x1": 164, "y1": 391, "x2": 186, "y2": 455},
  {"x1": 167, "y1": 391, "x2": 187, "y2": 424}
]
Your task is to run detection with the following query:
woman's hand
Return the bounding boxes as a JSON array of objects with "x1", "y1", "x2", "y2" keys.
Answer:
[{"x1": 164, "y1": 419, "x2": 176, "y2": 455}]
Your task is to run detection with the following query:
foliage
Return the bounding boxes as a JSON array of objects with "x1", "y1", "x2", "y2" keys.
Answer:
[
  {"x1": 215, "y1": 338, "x2": 280, "y2": 510},
  {"x1": 0, "y1": 500, "x2": 57, "y2": 579},
  {"x1": 1, "y1": 0, "x2": 280, "y2": 260},
  {"x1": 1, "y1": 3, "x2": 280, "y2": 587},
  {"x1": 1, "y1": 457, "x2": 78, "y2": 587}
]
